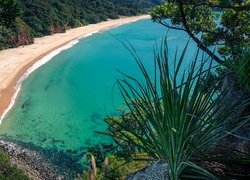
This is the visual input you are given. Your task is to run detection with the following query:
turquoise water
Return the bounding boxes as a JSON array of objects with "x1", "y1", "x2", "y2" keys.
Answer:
[{"x1": 0, "y1": 19, "x2": 197, "y2": 167}]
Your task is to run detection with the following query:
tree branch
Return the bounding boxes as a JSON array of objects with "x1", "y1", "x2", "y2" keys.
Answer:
[
  {"x1": 159, "y1": 20, "x2": 185, "y2": 31},
  {"x1": 176, "y1": 0, "x2": 225, "y2": 65},
  {"x1": 192, "y1": 1, "x2": 250, "y2": 11},
  {"x1": 160, "y1": 19, "x2": 218, "y2": 35}
]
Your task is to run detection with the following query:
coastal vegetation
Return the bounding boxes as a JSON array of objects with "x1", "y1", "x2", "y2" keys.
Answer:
[
  {"x1": 150, "y1": 0, "x2": 250, "y2": 112},
  {"x1": 151, "y1": 0, "x2": 250, "y2": 64},
  {"x1": 0, "y1": 148, "x2": 28, "y2": 179},
  {"x1": 82, "y1": 154, "x2": 148, "y2": 179},
  {"x1": 83, "y1": 41, "x2": 249, "y2": 179},
  {"x1": 226, "y1": 48, "x2": 250, "y2": 92},
  {"x1": 0, "y1": 0, "x2": 161, "y2": 50},
  {"x1": 101, "y1": 41, "x2": 250, "y2": 179},
  {"x1": 0, "y1": 0, "x2": 20, "y2": 27}
]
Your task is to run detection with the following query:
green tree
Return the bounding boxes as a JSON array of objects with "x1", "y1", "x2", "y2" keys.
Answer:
[
  {"x1": 151, "y1": 0, "x2": 250, "y2": 64},
  {"x1": 0, "y1": 0, "x2": 20, "y2": 27}
]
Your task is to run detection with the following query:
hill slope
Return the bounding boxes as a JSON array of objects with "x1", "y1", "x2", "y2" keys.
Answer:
[{"x1": 0, "y1": 0, "x2": 160, "y2": 50}]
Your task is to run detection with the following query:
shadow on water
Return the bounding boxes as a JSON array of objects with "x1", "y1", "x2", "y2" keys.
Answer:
[{"x1": 21, "y1": 99, "x2": 31, "y2": 113}]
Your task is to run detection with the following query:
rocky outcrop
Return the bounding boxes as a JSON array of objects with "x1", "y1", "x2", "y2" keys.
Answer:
[
  {"x1": 215, "y1": 75, "x2": 250, "y2": 153},
  {"x1": 0, "y1": 136, "x2": 86, "y2": 179},
  {"x1": 0, "y1": 139, "x2": 63, "y2": 180},
  {"x1": 128, "y1": 161, "x2": 169, "y2": 180},
  {"x1": 49, "y1": 25, "x2": 66, "y2": 34},
  {"x1": 14, "y1": 19, "x2": 34, "y2": 47}
]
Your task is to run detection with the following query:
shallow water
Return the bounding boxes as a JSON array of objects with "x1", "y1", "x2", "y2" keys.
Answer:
[{"x1": 0, "y1": 19, "x2": 198, "y2": 167}]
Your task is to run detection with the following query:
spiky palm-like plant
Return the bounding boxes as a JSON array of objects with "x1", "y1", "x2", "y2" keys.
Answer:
[{"x1": 104, "y1": 40, "x2": 249, "y2": 179}]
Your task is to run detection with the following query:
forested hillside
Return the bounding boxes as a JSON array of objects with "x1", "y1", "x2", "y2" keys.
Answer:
[{"x1": 0, "y1": 0, "x2": 161, "y2": 50}]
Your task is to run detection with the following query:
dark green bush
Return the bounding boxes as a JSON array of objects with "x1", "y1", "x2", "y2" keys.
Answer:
[{"x1": 227, "y1": 48, "x2": 250, "y2": 92}]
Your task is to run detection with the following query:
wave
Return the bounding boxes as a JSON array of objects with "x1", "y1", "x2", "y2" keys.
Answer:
[
  {"x1": 167, "y1": 36, "x2": 177, "y2": 40},
  {"x1": 79, "y1": 30, "x2": 100, "y2": 39}
]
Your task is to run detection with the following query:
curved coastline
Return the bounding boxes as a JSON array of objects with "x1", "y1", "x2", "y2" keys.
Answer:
[{"x1": 0, "y1": 15, "x2": 150, "y2": 124}]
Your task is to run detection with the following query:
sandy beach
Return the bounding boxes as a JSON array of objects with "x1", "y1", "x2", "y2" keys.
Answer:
[{"x1": 0, "y1": 15, "x2": 150, "y2": 119}]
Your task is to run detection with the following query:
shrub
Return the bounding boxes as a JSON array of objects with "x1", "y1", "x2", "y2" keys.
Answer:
[
  {"x1": 82, "y1": 154, "x2": 148, "y2": 180},
  {"x1": 0, "y1": 148, "x2": 29, "y2": 179},
  {"x1": 227, "y1": 48, "x2": 250, "y2": 92}
]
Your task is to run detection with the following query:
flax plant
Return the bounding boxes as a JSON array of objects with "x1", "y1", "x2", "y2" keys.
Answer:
[{"x1": 104, "y1": 39, "x2": 249, "y2": 179}]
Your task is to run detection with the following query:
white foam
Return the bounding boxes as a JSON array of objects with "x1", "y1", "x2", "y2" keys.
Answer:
[
  {"x1": 79, "y1": 30, "x2": 100, "y2": 39},
  {"x1": 167, "y1": 36, "x2": 177, "y2": 40},
  {"x1": 0, "y1": 39, "x2": 80, "y2": 124}
]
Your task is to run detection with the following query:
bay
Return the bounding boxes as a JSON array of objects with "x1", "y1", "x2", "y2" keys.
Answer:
[{"x1": 0, "y1": 19, "x2": 197, "y2": 167}]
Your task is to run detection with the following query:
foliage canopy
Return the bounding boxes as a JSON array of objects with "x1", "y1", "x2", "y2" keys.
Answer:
[
  {"x1": 0, "y1": 0, "x2": 161, "y2": 50},
  {"x1": 0, "y1": 0, "x2": 20, "y2": 27},
  {"x1": 151, "y1": 0, "x2": 250, "y2": 64}
]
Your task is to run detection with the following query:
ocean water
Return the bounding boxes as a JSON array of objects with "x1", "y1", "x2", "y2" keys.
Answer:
[{"x1": 0, "y1": 19, "x2": 198, "y2": 170}]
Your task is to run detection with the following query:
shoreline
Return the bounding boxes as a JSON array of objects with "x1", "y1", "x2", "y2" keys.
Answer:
[
  {"x1": 0, "y1": 15, "x2": 150, "y2": 122},
  {"x1": 0, "y1": 137, "x2": 83, "y2": 179},
  {"x1": 0, "y1": 139, "x2": 60, "y2": 179}
]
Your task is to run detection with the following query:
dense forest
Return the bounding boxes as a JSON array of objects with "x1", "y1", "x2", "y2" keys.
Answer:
[{"x1": 0, "y1": 0, "x2": 162, "y2": 50}]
